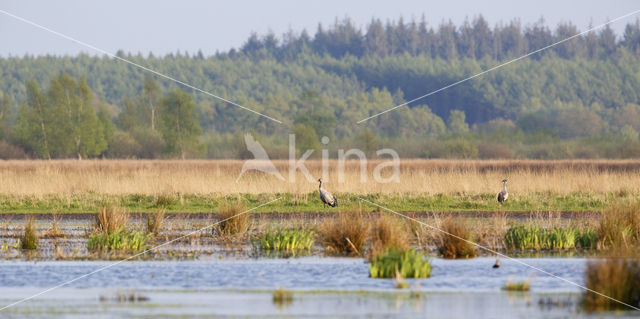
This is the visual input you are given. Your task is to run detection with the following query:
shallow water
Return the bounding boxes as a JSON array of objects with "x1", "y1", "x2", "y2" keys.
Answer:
[{"x1": 0, "y1": 257, "x2": 638, "y2": 318}]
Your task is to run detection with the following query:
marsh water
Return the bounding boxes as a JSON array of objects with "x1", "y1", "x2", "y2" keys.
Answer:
[{"x1": 0, "y1": 257, "x2": 638, "y2": 318}]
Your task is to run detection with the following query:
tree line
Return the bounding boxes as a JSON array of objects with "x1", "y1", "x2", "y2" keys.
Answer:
[{"x1": 1, "y1": 15, "x2": 640, "y2": 159}]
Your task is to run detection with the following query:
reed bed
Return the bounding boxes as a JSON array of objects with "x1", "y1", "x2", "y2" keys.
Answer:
[
  {"x1": 146, "y1": 209, "x2": 166, "y2": 235},
  {"x1": 502, "y1": 278, "x2": 531, "y2": 291},
  {"x1": 583, "y1": 257, "x2": 640, "y2": 311},
  {"x1": 370, "y1": 215, "x2": 410, "y2": 259},
  {"x1": 597, "y1": 202, "x2": 640, "y2": 250},
  {"x1": 95, "y1": 206, "x2": 129, "y2": 235},
  {"x1": 0, "y1": 159, "x2": 639, "y2": 197}
]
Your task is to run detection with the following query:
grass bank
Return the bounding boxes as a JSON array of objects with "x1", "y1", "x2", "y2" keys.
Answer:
[{"x1": 0, "y1": 191, "x2": 623, "y2": 214}]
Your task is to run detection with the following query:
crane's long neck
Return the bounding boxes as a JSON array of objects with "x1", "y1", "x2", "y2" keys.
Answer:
[
  {"x1": 503, "y1": 182, "x2": 507, "y2": 192},
  {"x1": 319, "y1": 181, "x2": 322, "y2": 189}
]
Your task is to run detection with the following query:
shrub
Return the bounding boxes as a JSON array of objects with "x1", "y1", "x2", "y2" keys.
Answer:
[
  {"x1": 437, "y1": 217, "x2": 477, "y2": 259},
  {"x1": 95, "y1": 205, "x2": 129, "y2": 235},
  {"x1": 320, "y1": 212, "x2": 370, "y2": 256},
  {"x1": 217, "y1": 203, "x2": 249, "y2": 236},
  {"x1": 21, "y1": 217, "x2": 39, "y2": 250},
  {"x1": 88, "y1": 228, "x2": 151, "y2": 252},
  {"x1": 254, "y1": 227, "x2": 315, "y2": 252},
  {"x1": 370, "y1": 249, "x2": 431, "y2": 279},
  {"x1": 583, "y1": 257, "x2": 640, "y2": 311}
]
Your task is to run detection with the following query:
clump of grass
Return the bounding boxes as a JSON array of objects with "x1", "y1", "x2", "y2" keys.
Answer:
[
  {"x1": 576, "y1": 228, "x2": 599, "y2": 249},
  {"x1": 217, "y1": 203, "x2": 249, "y2": 236},
  {"x1": 370, "y1": 215, "x2": 410, "y2": 259},
  {"x1": 597, "y1": 202, "x2": 640, "y2": 250},
  {"x1": 154, "y1": 192, "x2": 176, "y2": 208},
  {"x1": 88, "y1": 228, "x2": 151, "y2": 252},
  {"x1": 437, "y1": 217, "x2": 477, "y2": 259},
  {"x1": 254, "y1": 227, "x2": 315, "y2": 252},
  {"x1": 95, "y1": 205, "x2": 129, "y2": 235},
  {"x1": 320, "y1": 212, "x2": 370, "y2": 256},
  {"x1": 21, "y1": 217, "x2": 39, "y2": 250},
  {"x1": 583, "y1": 257, "x2": 640, "y2": 311},
  {"x1": 146, "y1": 209, "x2": 165, "y2": 234},
  {"x1": 370, "y1": 248, "x2": 431, "y2": 278},
  {"x1": 47, "y1": 210, "x2": 64, "y2": 237},
  {"x1": 502, "y1": 277, "x2": 531, "y2": 291},
  {"x1": 272, "y1": 288, "x2": 294, "y2": 307}
]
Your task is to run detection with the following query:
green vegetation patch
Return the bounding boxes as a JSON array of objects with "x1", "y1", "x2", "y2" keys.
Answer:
[
  {"x1": 504, "y1": 225, "x2": 598, "y2": 251},
  {"x1": 87, "y1": 228, "x2": 151, "y2": 252},
  {"x1": 253, "y1": 227, "x2": 315, "y2": 252},
  {"x1": 0, "y1": 191, "x2": 619, "y2": 214},
  {"x1": 369, "y1": 249, "x2": 431, "y2": 279}
]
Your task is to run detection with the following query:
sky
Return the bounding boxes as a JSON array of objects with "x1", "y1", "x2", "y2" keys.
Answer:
[{"x1": 0, "y1": 0, "x2": 638, "y2": 57}]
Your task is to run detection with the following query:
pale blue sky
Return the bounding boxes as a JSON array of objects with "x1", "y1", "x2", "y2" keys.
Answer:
[{"x1": 0, "y1": 0, "x2": 638, "y2": 57}]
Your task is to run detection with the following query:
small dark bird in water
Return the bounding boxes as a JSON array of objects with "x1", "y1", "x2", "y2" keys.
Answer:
[
  {"x1": 493, "y1": 259, "x2": 501, "y2": 269},
  {"x1": 318, "y1": 178, "x2": 337, "y2": 208},
  {"x1": 497, "y1": 179, "x2": 508, "y2": 205}
]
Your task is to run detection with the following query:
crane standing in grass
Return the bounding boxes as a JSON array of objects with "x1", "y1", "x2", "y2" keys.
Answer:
[
  {"x1": 497, "y1": 179, "x2": 508, "y2": 205},
  {"x1": 318, "y1": 178, "x2": 337, "y2": 208}
]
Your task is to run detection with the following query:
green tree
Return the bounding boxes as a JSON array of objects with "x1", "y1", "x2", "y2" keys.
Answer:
[
  {"x1": 292, "y1": 124, "x2": 320, "y2": 155},
  {"x1": 143, "y1": 75, "x2": 160, "y2": 130},
  {"x1": 0, "y1": 92, "x2": 10, "y2": 140},
  {"x1": 447, "y1": 110, "x2": 469, "y2": 134},
  {"x1": 13, "y1": 80, "x2": 51, "y2": 159},
  {"x1": 159, "y1": 89, "x2": 202, "y2": 159}
]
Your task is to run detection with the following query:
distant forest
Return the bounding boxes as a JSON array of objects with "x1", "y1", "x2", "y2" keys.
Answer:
[{"x1": 2, "y1": 16, "x2": 640, "y2": 159}]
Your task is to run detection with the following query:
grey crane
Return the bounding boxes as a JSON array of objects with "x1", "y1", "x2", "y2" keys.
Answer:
[
  {"x1": 497, "y1": 179, "x2": 508, "y2": 205},
  {"x1": 318, "y1": 178, "x2": 337, "y2": 208}
]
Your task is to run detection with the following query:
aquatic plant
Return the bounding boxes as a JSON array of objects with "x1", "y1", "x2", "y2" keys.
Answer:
[
  {"x1": 370, "y1": 215, "x2": 410, "y2": 259},
  {"x1": 320, "y1": 211, "x2": 370, "y2": 256},
  {"x1": 437, "y1": 217, "x2": 477, "y2": 259},
  {"x1": 88, "y1": 228, "x2": 151, "y2": 252},
  {"x1": 597, "y1": 202, "x2": 640, "y2": 250},
  {"x1": 505, "y1": 225, "x2": 594, "y2": 251},
  {"x1": 370, "y1": 248, "x2": 431, "y2": 279},
  {"x1": 272, "y1": 288, "x2": 294, "y2": 307},
  {"x1": 217, "y1": 203, "x2": 249, "y2": 236},
  {"x1": 254, "y1": 227, "x2": 315, "y2": 252},
  {"x1": 95, "y1": 205, "x2": 129, "y2": 234},
  {"x1": 21, "y1": 217, "x2": 39, "y2": 250},
  {"x1": 583, "y1": 257, "x2": 640, "y2": 311},
  {"x1": 502, "y1": 277, "x2": 531, "y2": 291},
  {"x1": 146, "y1": 208, "x2": 165, "y2": 234}
]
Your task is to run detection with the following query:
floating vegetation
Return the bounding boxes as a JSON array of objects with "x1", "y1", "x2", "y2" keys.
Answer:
[
  {"x1": 583, "y1": 257, "x2": 640, "y2": 311},
  {"x1": 21, "y1": 217, "x2": 39, "y2": 250},
  {"x1": 437, "y1": 217, "x2": 477, "y2": 259},
  {"x1": 88, "y1": 228, "x2": 151, "y2": 252},
  {"x1": 502, "y1": 277, "x2": 531, "y2": 291},
  {"x1": 370, "y1": 249, "x2": 431, "y2": 279},
  {"x1": 254, "y1": 227, "x2": 315, "y2": 252},
  {"x1": 504, "y1": 225, "x2": 598, "y2": 251},
  {"x1": 320, "y1": 211, "x2": 369, "y2": 256}
]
